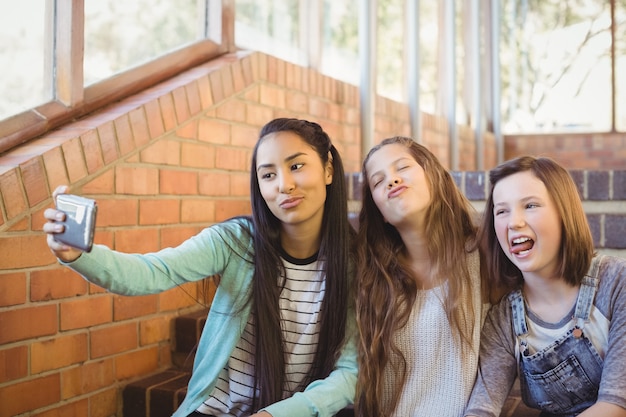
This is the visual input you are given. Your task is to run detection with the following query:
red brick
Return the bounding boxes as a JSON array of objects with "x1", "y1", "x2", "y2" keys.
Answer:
[
  {"x1": 215, "y1": 200, "x2": 252, "y2": 222},
  {"x1": 172, "y1": 86, "x2": 191, "y2": 123},
  {"x1": 230, "y1": 172, "x2": 250, "y2": 196},
  {"x1": 209, "y1": 70, "x2": 225, "y2": 103},
  {"x1": 61, "y1": 359, "x2": 115, "y2": 399},
  {"x1": 0, "y1": 168, "x2": 27, "y2": 220},
  {"x1": 42, "y1": 147, "x2": 70, "y2": 191},
  {"x1": 89, "y1": 387, "x2": 118, "y2": 417},
  {"x1": 33, "y1": 204, "x2": 54, "y2": 234},
  {"x1": 90, "y1": 322, "x2": 138, "y2": 358},
  {"x1": 231, "y1": 124, "x2": 259, "y2": 148},
  {"x1": 144, "y1": 98, "x2": 166, "y2": 139},
  {"x1": 260, "y1": 85, "x2": 286, "y2": 108},
  {"x1": 97, "y1": 121, "x2": 120, "y2": 164},
  {"x1": 220, "y1": 65, "x2": 235, "y2": 98},
  {"x1": 214, "y1": 146, "x2": 250, "y2": 171},
  {"x1": 181, "y1": 142, "x2": 215, "y2": 169},
  {"x1": 115, "y1": 166, "x2": 159, "y2": 195},
  {"x1": 231, "y1": 60, "x2": 246, "y2": 92},
  {"x1": 140, "y1": 139, "x2": 181, "y2": 165},
  {"x1": 6, "y1": 216, "x2": 28, "y2": 231},
  {"x1": 0, "y1": 345, "x2": 28, "y2": 383},
  {"x1": 31, "y1": 398, "x2": 88, "y2": 417},
  {"x1": 160, "y1": 169, "x2": 198, "y2": 195},
  {"x1": 80, "y1": 130, "x2": 105, "y2": 174},
  {"x1": 96, "y1": 198, "x2": 138, "y2": 227},
  {"x1": 0, "y1": 272, "x2": 27, "y2": 306},
  {"x1": 114, "y1": 347, "x2": 159, "y2": 380},
  {"x1": 185, "y1": 81, "x2": 202, "y2": 115},
  {"x1": 139, "y1": 199, "x2": 180, "y2": 225},
  {"x1": 62, "y1": 137, "x2": 88, "y2": 184},
  {"x1": 181, "y1": 199, "x2": 215, "y2": 223},
  {"x1": 199, "y1": 172, "x2": 231, "y2": 196},
  {"x1": 198, "y1": 119, "x2": 230, "y2": 144},
  {"x1": 160, "y1": 285, "x2": 199, "y2": 311},
  {"x1": 241, "y1": 54, "x2": 255, "y2": 85},
  {"x1": 82, "y1": 169, "x2": 115, "y2": 194},
  {"x1": 113, "y1": 294, "x2": 158, "y2": 321},
  {"x1": 31, "y1": 268, "x2": 88, "y2": 301},
  {"x1": 31, "y1": 333, "x2": 88, "y2": 374},
  {"x1": 176, "y1": 119, "x2": 198, "y2": 139},
  {"x1": 20, "y1": 161, "x2": 49, "y2": 207},
  {"x1": 161, "y1": 226, "x2": 201, "y2": 248},
  {"x1": 243, "y1": 85, "x2": 260, "y2": 102},
  {"x1": 0, "y1": 234, "x2": 55, "y2": 269},
  {"x1": 159, "y1": 93, "x2": 178, "y2": 132},
  {"x1": 60, "y1": 296, "x2": 112, "y2": 331},
  {"x1": 140, "y1": 315, "x2": 171, "y2": 346},
  {"x1": 114, "y1": 115, "x2": 136, "y2": 156},
  {"x1": 0, "y1": 374, "x2": 60, "y2": 417},
  {"x1": 216, "y1": 100, "x2": 246, "y2": 123},
  {"x1": 309, "y1": 97, "x2": 329, "y2": 118},
  {"x1": 114, "y1": 228, "x2": 159, "y2": 253},
  {"x1": 196, "y1": 74, "x2": 214, "y2": 109},
  {"x1": 245, "y1": 103, "x2": 274, "y2": 127},
  {"x1": 129, "y1": 107, "x2": 151, "y2": 147}
]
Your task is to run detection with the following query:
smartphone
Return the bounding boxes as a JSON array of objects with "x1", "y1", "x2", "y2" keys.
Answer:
[{"x1": 55, "y1": 194, "x2": 98, "y2": 252}]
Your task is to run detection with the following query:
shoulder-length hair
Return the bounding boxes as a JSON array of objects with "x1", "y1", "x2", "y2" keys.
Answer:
[
  {"x1": 249, "y1": 118, "x2": 353, "y2": 411},
  {"x1": 478, "y1": 155, "x2": 594, "y2": 295},
  {"x1": 355, "y1": 136, "x2": 478, "y2": 417}
]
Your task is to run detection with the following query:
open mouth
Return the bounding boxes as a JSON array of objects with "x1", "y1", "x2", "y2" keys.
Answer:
[{"x1": 510, "y1": 236, "x2": 534, "y2": 255}]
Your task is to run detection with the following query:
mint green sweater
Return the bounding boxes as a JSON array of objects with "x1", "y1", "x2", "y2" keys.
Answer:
[{"x1": 67, "y1": 218, "x2": 357, "y2": 417}]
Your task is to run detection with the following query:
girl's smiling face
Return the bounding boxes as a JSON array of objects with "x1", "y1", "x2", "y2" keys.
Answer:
[{"x1": 492, "y1": 170, "x2": 563, "y2": 280}]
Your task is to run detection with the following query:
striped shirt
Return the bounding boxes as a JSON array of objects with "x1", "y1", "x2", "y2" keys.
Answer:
[{"x1": 197, "y1": 253, "x2": 325, "y2": 416}]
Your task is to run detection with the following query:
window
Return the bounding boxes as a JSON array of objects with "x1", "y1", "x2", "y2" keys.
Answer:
[
  {"x1": 235, "y1": 0, "x2": 305, "y2": 66},
  {"x1": 500, "y1": 0, "x2": 615, "y2": 133},
  {"x1": 84, "y1": 0, "x2": 204, "y2": 86},
  {"x1": 616, "y1": 0, "x2": 626, "y2": 131},
  {"x1": 0, "y1": 0, "x2": 227, "y2": 155},
  {"x1": 0, "y1": 0, "x2": 50, "y2": 121}
]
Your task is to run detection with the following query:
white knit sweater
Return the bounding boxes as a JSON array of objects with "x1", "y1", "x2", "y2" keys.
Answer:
[{"x1": 382, "y1": 251, "x2": 486, "y2": 417}]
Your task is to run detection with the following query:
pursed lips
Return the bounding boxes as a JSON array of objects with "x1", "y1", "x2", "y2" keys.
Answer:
[
  {"x1": 387, "y1": 185, "x2": 407, "y2": 199},
  {"x1": 279, "y1": 196, "x2": 304, "y2": 209}
]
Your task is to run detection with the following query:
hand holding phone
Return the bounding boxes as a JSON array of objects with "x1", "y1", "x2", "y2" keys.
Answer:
[{"x1": 54, "y1": 194, "x2": 98, "y2": 252}]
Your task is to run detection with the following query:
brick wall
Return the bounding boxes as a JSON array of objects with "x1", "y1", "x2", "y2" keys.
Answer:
[
  {"x1": 0, "y1": 50, "x2": 623, "y2": 417},
  {"x1": 0, "y1": 51, "x2": 421, "y2": 417},
  {"x1": 505, "y1": 132, "x2": 626, "y2": 170}
]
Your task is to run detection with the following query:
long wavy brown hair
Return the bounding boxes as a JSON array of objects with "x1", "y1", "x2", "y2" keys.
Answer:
[{"x1": 355, "y1": 136, "x2": 479, "y2": 417}]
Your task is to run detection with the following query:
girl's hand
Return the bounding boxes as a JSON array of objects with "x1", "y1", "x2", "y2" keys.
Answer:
[{"x1": 42, "y1": 185, "x2": 84, "y2": 263}]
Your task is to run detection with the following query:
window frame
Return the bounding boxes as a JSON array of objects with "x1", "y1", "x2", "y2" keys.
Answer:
[{"x1": 0, "y1": 0, "x2": 234, "y2": 155}]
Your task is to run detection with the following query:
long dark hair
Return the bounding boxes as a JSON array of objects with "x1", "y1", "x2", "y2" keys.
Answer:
[
  {"x1": 355, "y1": 136, "x2": 478, "y2": 417},
  {"x1": 249, "y1": 118, "x2": 352, "y2": 410},
  {"x1": 478, "y1": 155, "x2": 594, "y2": 296}
]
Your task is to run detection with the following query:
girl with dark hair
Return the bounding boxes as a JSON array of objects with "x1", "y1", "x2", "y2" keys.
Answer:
[
  {"x1": 43, "y1": 118, "x2": 357, "y2": 417},
  {"x1": 465, "y1": 156, "x2": 626, "y2": 417},
  {"x1": 354, "y1": 136, "x2": 489, "y2": 417}
]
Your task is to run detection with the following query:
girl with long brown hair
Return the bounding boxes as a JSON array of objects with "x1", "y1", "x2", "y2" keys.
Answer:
[{"x1": 355, "y1": 136, "x2": 489, "y2": 417}]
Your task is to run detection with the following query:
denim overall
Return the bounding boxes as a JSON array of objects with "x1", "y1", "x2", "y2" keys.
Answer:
[{"x1": 509, "y1": 259, "x2": 603, "y2": 417}]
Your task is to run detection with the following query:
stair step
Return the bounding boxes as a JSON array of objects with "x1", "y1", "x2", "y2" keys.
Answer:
[
  {"x1": 172, "y1": 309, "x2": 208, "y2": 370},
  {"x1": 123, "y1": 369, "x2": 190, "y2": 417}
]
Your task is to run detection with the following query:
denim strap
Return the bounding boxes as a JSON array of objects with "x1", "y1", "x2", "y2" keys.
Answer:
[{"x1": 574, "y1": 255, "x2": 603, "y2": 328}]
